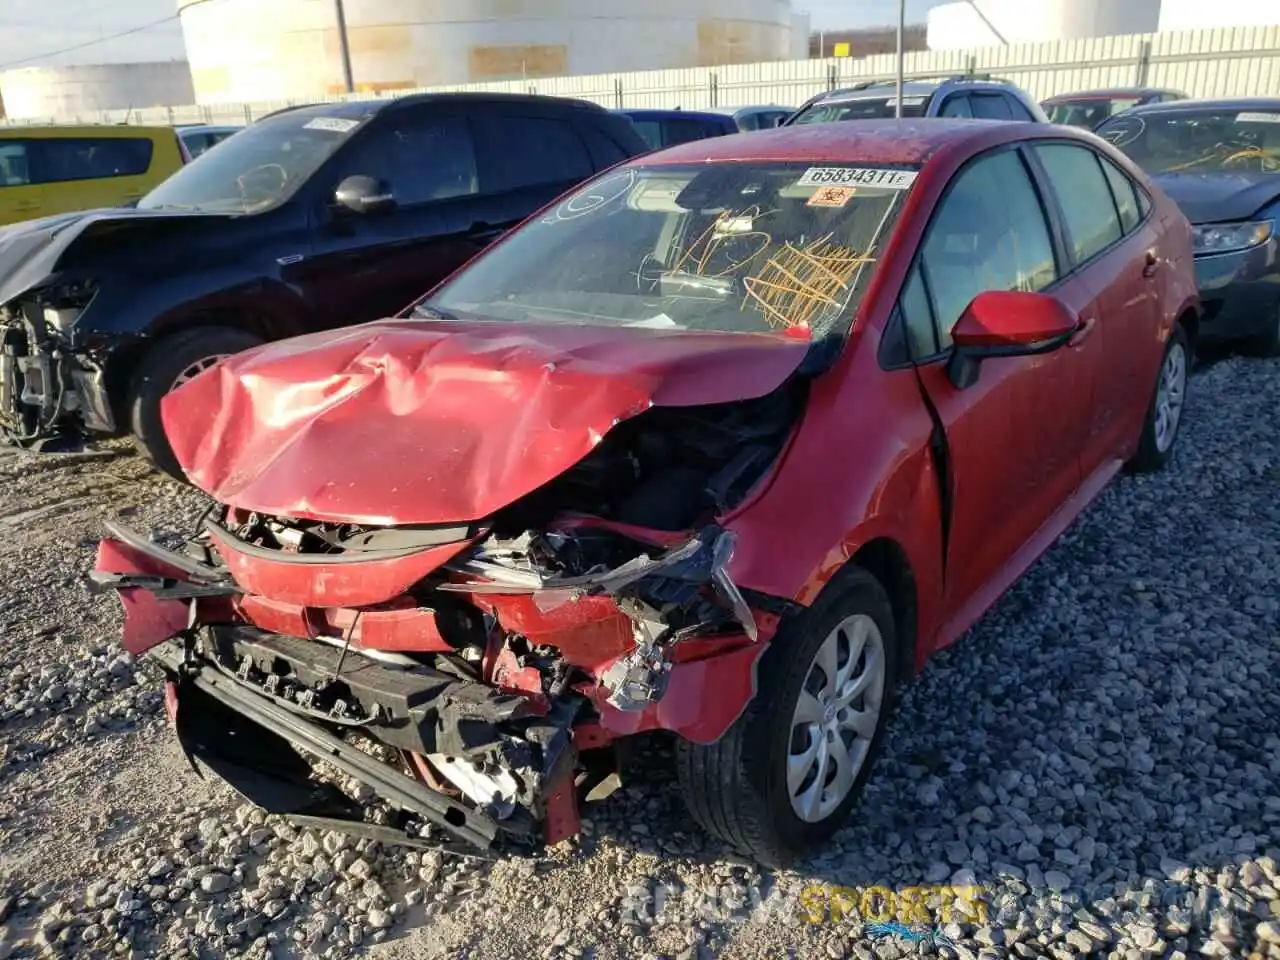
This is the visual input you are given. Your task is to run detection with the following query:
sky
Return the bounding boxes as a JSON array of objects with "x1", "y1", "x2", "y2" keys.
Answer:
[{"x1": 0, "y1": 0, "x2": 949, "y2": 71}]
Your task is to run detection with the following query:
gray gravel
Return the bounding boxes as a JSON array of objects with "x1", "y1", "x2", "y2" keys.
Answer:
[{"x1": 0, "y1": 355, "x2": 1278, "y2": 960}]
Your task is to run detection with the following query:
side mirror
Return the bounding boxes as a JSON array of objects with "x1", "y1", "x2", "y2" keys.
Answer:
[
  {"x1": 333, "y1": 174, "x2": 396, "y2": 216},
  {"x1": 947, "y1": 290, "x2": 1081, "y2": 389}
]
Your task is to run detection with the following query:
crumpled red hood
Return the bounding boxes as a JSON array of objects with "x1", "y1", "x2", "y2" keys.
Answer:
[{"x1": 162, "y1": 319, "x2": 810, "y2": 525}]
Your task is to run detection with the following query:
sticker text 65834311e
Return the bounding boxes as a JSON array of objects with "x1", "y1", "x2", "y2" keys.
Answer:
[{"x1": 797, "y1": 167, "x2": 918, "y2": 190}]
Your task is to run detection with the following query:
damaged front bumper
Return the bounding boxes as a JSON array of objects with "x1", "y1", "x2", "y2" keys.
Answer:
[
  {"x1": 92, "y1": 514, "x2": 788, "y2": 854},
  {"x1": 0, "y1": 296, "x2": 116, "y2": 449}
]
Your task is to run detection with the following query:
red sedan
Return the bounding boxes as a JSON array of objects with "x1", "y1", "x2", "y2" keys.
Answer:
[{"x1": 94, "y1": 119, "x2": 1199, "y2": 868}]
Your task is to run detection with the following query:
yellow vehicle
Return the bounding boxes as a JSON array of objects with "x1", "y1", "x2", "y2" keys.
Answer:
[{"x1": 0, "y1": 124, "x2": 187, "y2": 226}]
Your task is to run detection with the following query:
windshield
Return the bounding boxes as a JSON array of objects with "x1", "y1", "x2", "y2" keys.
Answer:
[
  {"x1": 791, "y1": 95, "x2": 930, "y2": 124},
  {"x1": 421, "y1": 161, "x2": 912, "y2": 340},
  {"x1": 1096, "y1": 107, "x2": 1280, "y2": 175},
  {"x1": 1045, "y1": 97, "x2": 1141, "y2": 129},
  {"x1": 139, "y1": 111, "x2": 367, "y2": 213}
]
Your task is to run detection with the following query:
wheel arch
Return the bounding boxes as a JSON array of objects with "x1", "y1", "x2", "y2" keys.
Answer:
[
  {"x1": 849, "y1": 537, "x2": 920, "y2": 682},
  {"x1": 105, "y1": 305, "x2": 283, "y2": 432}
]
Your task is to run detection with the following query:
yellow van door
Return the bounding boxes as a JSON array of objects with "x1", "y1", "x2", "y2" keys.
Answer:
[{"x1": 0, "y1": 140, "x2": 45, "y2": 226}]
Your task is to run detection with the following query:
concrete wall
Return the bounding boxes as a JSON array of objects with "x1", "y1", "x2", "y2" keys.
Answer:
[
  {"x1": 926, "y1": 0, "x2": 1161, "y2": 50},
  {"x1": 178, "y1": 0, "x2": 796, "y2": 105},
  {"x1": 0, "y1": 62, "x2": 195, "y2": 120}
]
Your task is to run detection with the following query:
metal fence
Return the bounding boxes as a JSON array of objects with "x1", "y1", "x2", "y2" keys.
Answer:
[{"x1": 4, "y1": 23, "x2": 1280, "y2": 127}]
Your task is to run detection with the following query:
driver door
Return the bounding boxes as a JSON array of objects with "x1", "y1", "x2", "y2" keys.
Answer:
[
  {"x1": 902, "y1": 146, "x2": 1097, "y2": 625},
  {"x1": 299, "y1": 106, "x2": 493, "y2": 328}
]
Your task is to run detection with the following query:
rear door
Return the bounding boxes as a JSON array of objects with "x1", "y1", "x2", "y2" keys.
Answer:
[
  {"x1": 1029, "y1": 141, "x2": 1164, "y2": 476},
  {"x1": 898, "y1": 144, "x2": 1098, "y2": 616},
  {"x1": 0, "y1": 140, "x2": 43, "y2": 225},
  {"x1": 31, "y1": 135, "x2": 158, "y2": 213}
]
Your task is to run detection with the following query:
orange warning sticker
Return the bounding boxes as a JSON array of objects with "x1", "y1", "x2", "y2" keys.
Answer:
[{"x1": 806, "y1": 185, "x2": 857, "y2": 208}]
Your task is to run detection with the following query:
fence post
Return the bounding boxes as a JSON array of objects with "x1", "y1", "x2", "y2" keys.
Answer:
[
  {"x1": 827, "y1": 62, "x2": 838, "y2": 91},
  {"x1": 614, "y1": 77, "x2": 623, "y2": 109},
  {"x1": 1136, "y1": 39, "x2": 1152, "y2": 87},
  {"x1": 710, "y1": 72, "x2": 718, "y2": 108}
]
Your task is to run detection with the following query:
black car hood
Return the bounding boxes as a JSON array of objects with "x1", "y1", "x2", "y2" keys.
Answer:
[
  {"x1": 0, "y1": 207, "x2": 235, "y2": 307},
  {"x1": 1150, "y1": 172, "x2": 1280, "y2": 224}
]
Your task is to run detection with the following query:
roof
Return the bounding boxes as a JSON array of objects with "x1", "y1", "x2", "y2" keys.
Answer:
[
  {"x1": 1120, "y1": 96, "x2": 1280, "y2": 116},
  {"x1": 1042, "y1": 87, "x2": 1176, "y2": 103},
  {"x1": 616, "y1": 108, "x2": 735, "y2": 122},
  {"x1": 258, "y1": 92, "x2": 604, "y2": 123},
  {"x1": 634, "y1": 117, "x2": 1042, "y2": 167},
  {"x1": 819, "y1": 81, "x2": 943, "y2": 103}
]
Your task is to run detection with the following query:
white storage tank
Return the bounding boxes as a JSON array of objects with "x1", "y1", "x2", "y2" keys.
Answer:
[
  {"x1": 0, "y1": 62, "x2": 195, "y2": 120},
  {"x1": 179, "y1": 0, "x2": 797, "y2": 105},
  {"x1": 1158, "y1": 0, "x2": 1280, "y2": 31},
  {"x1": 926, "y1": 0, "x2": 1161, "y2": 50}
]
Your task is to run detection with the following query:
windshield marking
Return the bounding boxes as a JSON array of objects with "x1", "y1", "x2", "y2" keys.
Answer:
[
  {"x1": 303, "y1": 117, "x2": 361, "y2": 133},
  {"x1": 543, "y1": 168, "x2": 638, "y2": 222},
  {"x1": 743, "y1": 234, "x2": 875, "y2": 332},
  {"x1": 1238, "y1": 112, "x2": 1280, "y2": 124}
]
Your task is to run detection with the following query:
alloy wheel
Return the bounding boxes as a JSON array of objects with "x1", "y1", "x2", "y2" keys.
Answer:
[
  {"x1": 1153, "y1": 340, "x2": 1187, "y2": 454},
  {"x1": 787, "y1": 612, "x2": 887, "y2": 823},
  {"x1": 171, "y1": 353, "x2": 230, "y2": 391}
]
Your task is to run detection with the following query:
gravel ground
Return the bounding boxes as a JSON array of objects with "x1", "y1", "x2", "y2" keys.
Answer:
[{"x1": 0, "y1": 355, "x2": 1277, "y2": 960}]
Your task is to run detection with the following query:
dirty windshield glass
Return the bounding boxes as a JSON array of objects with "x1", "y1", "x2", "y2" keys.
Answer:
[
  {"x1": 791, "y1": 96, "x2": 930, "y2": 124},
  {"x1": 421, "y1": 162, "x2": 912, "y2": 340},
  {"x1": 1097, "y1": 107, "x2": 1280, "y2": 175},
  {"x1": 138, "y1": 111, "x2": 367, "y2": 213}
]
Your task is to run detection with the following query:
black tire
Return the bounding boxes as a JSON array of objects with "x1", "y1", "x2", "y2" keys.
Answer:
[
  {"x1": 1245, "y1": 303, "x2": 1280, "y2": 358},
  {"x1": 129, "y1": 326, "x2": 264, "y2": 482},
  {"x1": 675, "y1": 566, "x2": 900, "y2": 868},
  {"x1": 1126, "y1": 322, "x2": 1190, "y2": 474}
]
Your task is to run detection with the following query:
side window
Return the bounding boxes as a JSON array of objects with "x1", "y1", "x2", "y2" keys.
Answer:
[
  {"x1": 1097, "y1": 154, "x2": 1142, "y2": 233},
  {"x1": 482, "y1": 115, "x2": 593, "y2": 193},
  {"x1": 737, "y1": 114, "x2": 759, "y2": 132},
  {"x1": 899, "y1": 263, "x2": 940, "y2": 359},
  {"x1": 1006, "y1": 96, "x2": 1038, "y2": 122},
  {"x1": 1032, "y1": 143, "x2": 1124, "y2": 263},
  {"x1": 35, "y1": 138, "x2": 154, "y2": 183},
  {"x1": 0, "y1": 142, "x2": 32, "y2": 187},
  {"x1": 920, "y1": 149, "x2": 1059, "y2": 350},
  {"x1": 938, "y1": 94, "x2": 973, "y2": 118},
  {"x1": 576, "y1": 122, "x2": 632, "y2": 169},
  {"x1": 664, "y1": 118, "x2": 710, "y2": 146},
  {"x1": 970, "y1": 94, "x2": 1014, "y2": 121},
  {"x1": 630, "y1": 120, "x2": 662, "y2": 151},
  {"x1": 367, "y1": 114, "x2": 478, "y2": 205}
]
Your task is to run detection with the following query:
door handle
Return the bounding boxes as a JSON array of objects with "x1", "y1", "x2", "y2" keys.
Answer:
[
  {"x1": 468, "y1": 222, "x2": 506, "y2": 244},
  {"x1": 1142, "y1": 249, "x2": 1160, "y2": 278},
  {"x1": 1069, "y1": 316, "x2": 1098, "y2": 347}
]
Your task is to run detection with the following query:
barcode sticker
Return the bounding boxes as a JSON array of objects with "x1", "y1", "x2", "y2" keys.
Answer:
[{"x1": 303, "y1": 117, "x2": 360, "y2": 133}]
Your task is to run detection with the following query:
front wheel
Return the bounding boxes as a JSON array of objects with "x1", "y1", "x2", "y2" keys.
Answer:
[
  {"x1": 129, "y1": 326, "x2": 264, "y2": 482},
  {"x1": 675, "y1": 566, "x2": 899, "y2": 868},
  {"x1": 1126, "y1": 322, "x2": 1190, "y2": 474}
]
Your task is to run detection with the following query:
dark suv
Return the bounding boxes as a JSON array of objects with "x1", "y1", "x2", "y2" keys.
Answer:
[
  {"x1": 785, "y1": 76, "x2": 1048, "y2": 125},
  {"x1": 0, "y1": 93, "x2": 647, "y2": 478}
]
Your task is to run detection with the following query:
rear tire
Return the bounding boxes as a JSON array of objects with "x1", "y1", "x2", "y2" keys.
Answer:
[
  {"x1": 1126, "y1": 322, "x2": 1189, "y2": 474},
  {"x1": 675, "y1": 566, "x2": 899, "y2": 868},
  {"x1": 129, "y1": 326, "x2": 263, "y2": 482}
]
